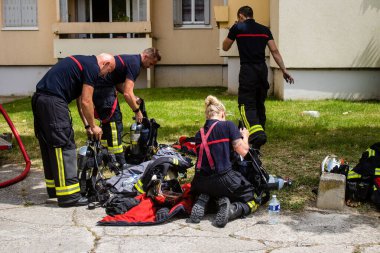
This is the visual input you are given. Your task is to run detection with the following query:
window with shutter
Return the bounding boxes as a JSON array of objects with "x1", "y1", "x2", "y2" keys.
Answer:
[
  {"x1": 132, "y1": 0, "x2": 147, "y2": 21},
  {"x1": 3, "y1": 0, "x2": 37, "y2": 28},
  {"x1": 173, "y1": 0, "x2": 210, "y2": 28}
]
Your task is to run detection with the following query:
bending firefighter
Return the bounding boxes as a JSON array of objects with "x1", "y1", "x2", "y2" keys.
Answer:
[
  {"x1": 89, "y1": 48, "x2": 161, "y2": 167},
  {"x1": 32, "y1": 53, "x2": 116, "y2": 207},
  {"x1": 190, "y1": 95, "x2": 259, "y2": 228},
  {"x1": 223, "y1": 6, "x2": 294, "y2": 149}
]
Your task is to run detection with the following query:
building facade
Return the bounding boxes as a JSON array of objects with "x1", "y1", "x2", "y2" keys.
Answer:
[{"x1": 0, "y1": 0, "x2": 379, "y2": 100}]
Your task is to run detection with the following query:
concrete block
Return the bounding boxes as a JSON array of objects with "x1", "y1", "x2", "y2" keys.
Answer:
[{"x1": 317, "y1": 172, "x2": 346, "y2": 210}]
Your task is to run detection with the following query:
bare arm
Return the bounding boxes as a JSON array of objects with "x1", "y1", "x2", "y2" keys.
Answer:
[
  {"x1": 76, "y1": 97, "x2": 92, "y2": 138},
  {"x1": 76, "y1": 97, "x2": 88, "y2": 127},
  {"x1": 81, "y1": 84, "x2": 102, "y2": 140},
  {"x1": 232, "y1": 128, "x2": 250, "y2": 157},
  {"x1": 267, "y1": 40, "x2": 294, "y2": 84},
  {"x1": 119, "y1": 79, "x2": 143, "y2": 123},
  {"x1": 222, "y1": 37, "x2": 234, "y2": 51}
]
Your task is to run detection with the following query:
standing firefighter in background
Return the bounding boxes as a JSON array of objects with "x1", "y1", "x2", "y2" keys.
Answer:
[
  {"x1": 89, "y1": 48, "x2": 161, "y2": 167},
  {"x1": 223, "y1": 6, "x2": 294, "y2": 149},
  {"x1": 32, "y1": 54, "x2": 116, "y2": 207}
]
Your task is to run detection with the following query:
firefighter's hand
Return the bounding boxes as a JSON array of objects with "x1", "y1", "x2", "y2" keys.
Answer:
[
  {"x1": 85, "y1": 128, "x2": 93, "y2": 139},
  {"x1": 91, "y1": 125, "x2": 103, "y2": 140},
  {"x1": 135, "y1": 110, "x2": 143, "y2": 123},
  {"x1": 240, "y1": 128, "x2": 249, "y2": 139},
  {"x1": 283, "y1": 71, "x2": 294, "y2": 84}
]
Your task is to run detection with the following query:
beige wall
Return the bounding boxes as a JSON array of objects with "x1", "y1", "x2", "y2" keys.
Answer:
[
  {"x1": 271, "y1": 0, "x2": 380, "y2": 68},
  {"x1": 155, "y1": 65, "x2": 227, "y2": 87},
  {"x1": 151, "y1": 0, "x2": 224, "y2": 65},
  {"x1": 226, "y1": 0, "x2": 269, "y2": 27},
  {"x1": 0, "y1": 0, "x2": 57, "y2": 65}
]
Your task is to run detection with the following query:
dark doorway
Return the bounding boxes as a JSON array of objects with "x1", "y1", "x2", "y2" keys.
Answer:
[
  {"x1": 92, "y1": 0, "x2": 110, "y2": 38},
  {"x1": 92, "y1": 0, "x2": 109, "y2": 21}
]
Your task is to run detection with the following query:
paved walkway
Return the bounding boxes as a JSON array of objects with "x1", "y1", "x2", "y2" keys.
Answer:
[{"x1": 1, "y1": 165, "x2": 379, "y2": 253}]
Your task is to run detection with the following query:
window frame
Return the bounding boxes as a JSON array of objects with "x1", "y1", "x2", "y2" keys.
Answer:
[
  {"x1": 2, "y1": 0, "x2": 38, "y2": 30},
  {"x1": 173, "y1": 0, "x2": 210, "y2": 28}
]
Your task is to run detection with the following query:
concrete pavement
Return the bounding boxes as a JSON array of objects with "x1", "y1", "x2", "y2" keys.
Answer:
[{"x1": 1, "y1": 165, "x2": 379, "y2": 253}]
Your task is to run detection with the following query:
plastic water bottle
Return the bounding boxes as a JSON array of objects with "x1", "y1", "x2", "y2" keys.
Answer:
[{"x1": 268, "y1": 195, "x2": 280, "y2": 225}]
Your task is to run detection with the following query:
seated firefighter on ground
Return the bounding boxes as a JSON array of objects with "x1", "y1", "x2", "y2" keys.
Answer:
[{"x1": 190, "y1": 95, "x2": 264, "y2": 228}]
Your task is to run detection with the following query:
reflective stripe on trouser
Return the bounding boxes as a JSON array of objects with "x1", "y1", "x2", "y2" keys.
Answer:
[
  {"x1": 102, "y1": 119, "x2": 125, "y2": 165},
  {"x1": 246, "y1": 199, "x2": 258, "y2": 213},
  {"x1": 239, "y1": 104, "x2": 265, "y2": 134},
  {"x1": 54, "y1": 147, "x2": 80, "y2": 197},
  {"x1": 38, "y1": 138, "x2": 57, "y2": 198},
  {"x1": 347, "y1": 169, "x2": 362, "y2": 180},
  {"x1": 101, "y1": 121, "x2": 123, "y2": 154},
  {"x1": 45, "y1": 179, "x2": 55, "y2": 188},
  {"x1": 239, "y1": 104, "x2": 266, "y2": 148},
  {"x1": 366, "y1": 148, "x2": 375, "y2": 157},
  {"x1": 40, "y1": 143, "x2": 80, "y2": 203},
  {"x1": 375, "y1": 168, "x2": 380, "y2": 176}
]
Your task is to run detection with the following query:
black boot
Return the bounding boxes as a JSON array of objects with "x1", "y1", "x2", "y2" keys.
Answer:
[
  {"x1": 228, "y1": 202, "x2": 245, "y2": 220},
  {"x1": 58, "y1": 196, "x2": 88, "y2": 208},
  {"x1": 214, "y1": 197, "x2": 231, "y2": 228},
  {"x1": 189, "y1": 194, "x2": 210, "y2": 223}
]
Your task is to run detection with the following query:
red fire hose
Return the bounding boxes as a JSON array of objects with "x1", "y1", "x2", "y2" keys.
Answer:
[{"x1": 0, "y1": 104, "x2": 31, "y2": 188}]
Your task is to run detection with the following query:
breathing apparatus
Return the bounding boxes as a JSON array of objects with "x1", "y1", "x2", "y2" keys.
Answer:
[{"x1": 125, "y1": 97, "x2": 160, "y2": 164}]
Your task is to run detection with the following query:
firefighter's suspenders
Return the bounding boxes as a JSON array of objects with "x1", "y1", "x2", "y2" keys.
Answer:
[{"x1": 196, "y1": 121, "x2": 230, "y2": 170}]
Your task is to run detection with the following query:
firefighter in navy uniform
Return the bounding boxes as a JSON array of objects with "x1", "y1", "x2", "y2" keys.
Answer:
[
  {"x1": 190, "y1": 95, "x2": 258, "y2": 228},
  {"x1": 91, "y1": 48, "x2": 161, "y2": 167},
  {"x1": 32, "y1": 54, "x2": 116, "y2": 207},
  {"x1": 223, "y1": 6, "x2": 294, "y2": 149}
]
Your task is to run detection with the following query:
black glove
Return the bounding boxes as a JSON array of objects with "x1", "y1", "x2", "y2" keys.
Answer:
[{"x1": 105, "y1": 195, "x2": 140, "y2": 216}]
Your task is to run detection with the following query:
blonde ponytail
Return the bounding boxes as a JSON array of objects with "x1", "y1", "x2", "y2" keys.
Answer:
[{"x1": 204, "y1": 95, "x2": 226, "y2": 119}]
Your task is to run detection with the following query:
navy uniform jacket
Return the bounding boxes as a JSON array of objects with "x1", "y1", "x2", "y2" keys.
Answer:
[{"x1": 36, "y1": 55, "x2": 100, "y2": 103}]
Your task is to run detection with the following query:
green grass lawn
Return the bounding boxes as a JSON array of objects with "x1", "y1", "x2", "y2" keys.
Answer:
[{"x1": 1, "y1": 87, "x2": 379, "y2": 211}]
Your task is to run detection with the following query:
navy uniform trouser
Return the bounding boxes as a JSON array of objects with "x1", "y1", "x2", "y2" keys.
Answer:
[
  {"x1": 238, "y1": 62, "x2": 269, "y2": 149},
  {"x1": 32, "y1": 93, "x2": 81, "y2": 205},
  {"x1": 100, "y1": 106, "x2": 126, "y2": 165},
  {"x1": 93, "y1": 87, "x2": 125, "y2": 165},
  {"x1": 191, "y1": 169, "x2": 258, "y2": 213}
]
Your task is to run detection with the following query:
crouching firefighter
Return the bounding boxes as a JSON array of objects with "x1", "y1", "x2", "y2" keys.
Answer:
[{"x1": 190, "y1": 95, "x2": 259, "y2": 228}]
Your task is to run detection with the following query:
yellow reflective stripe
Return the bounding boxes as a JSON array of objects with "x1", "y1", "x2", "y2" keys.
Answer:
[
  {"x1": 239, "y1": 105, "x2": 250, "y2": 129},
  {"x1": 111, "y1": 122, "x2": 118, "y2": 147},
  {"x1": 375, "y1": 168, "x2": 380, "y2": 176},
  {"x1": 134, "y1": 179, "x2": 145, "y2": 194},
  {"x1": 107, "y1": 145, "x2": 124, "y2": 154},
  {"x1": 347, "y1": 170, "x2": 361, "y2": 179},
  {"x1": 249, "y1": 125, "x2": 264, "y2": 135},
  {"x1": 374, "y1": 185, "x2": 378, "y2": 191},
  {"x1": 101, "y1": 140, "x2": 108, "y2": 147},
  {"x1": 56, "y1": 183, "x2": 80, "y2": 196},
  {"x1": 172, "y1": 158, "x2": 179, "y2": 165},
  {"x1": 247, "y1": 200, "x2": 258, "y2": 213},
  {"x1": 45, "y1": 179, "x2": 55, "y2": 188},
  {"x1": 55, "y1": 148, "x2": 65, "y2": 187},
  {"x1": 367, "y1": 148, "x2": 375, "y2": 157}
]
